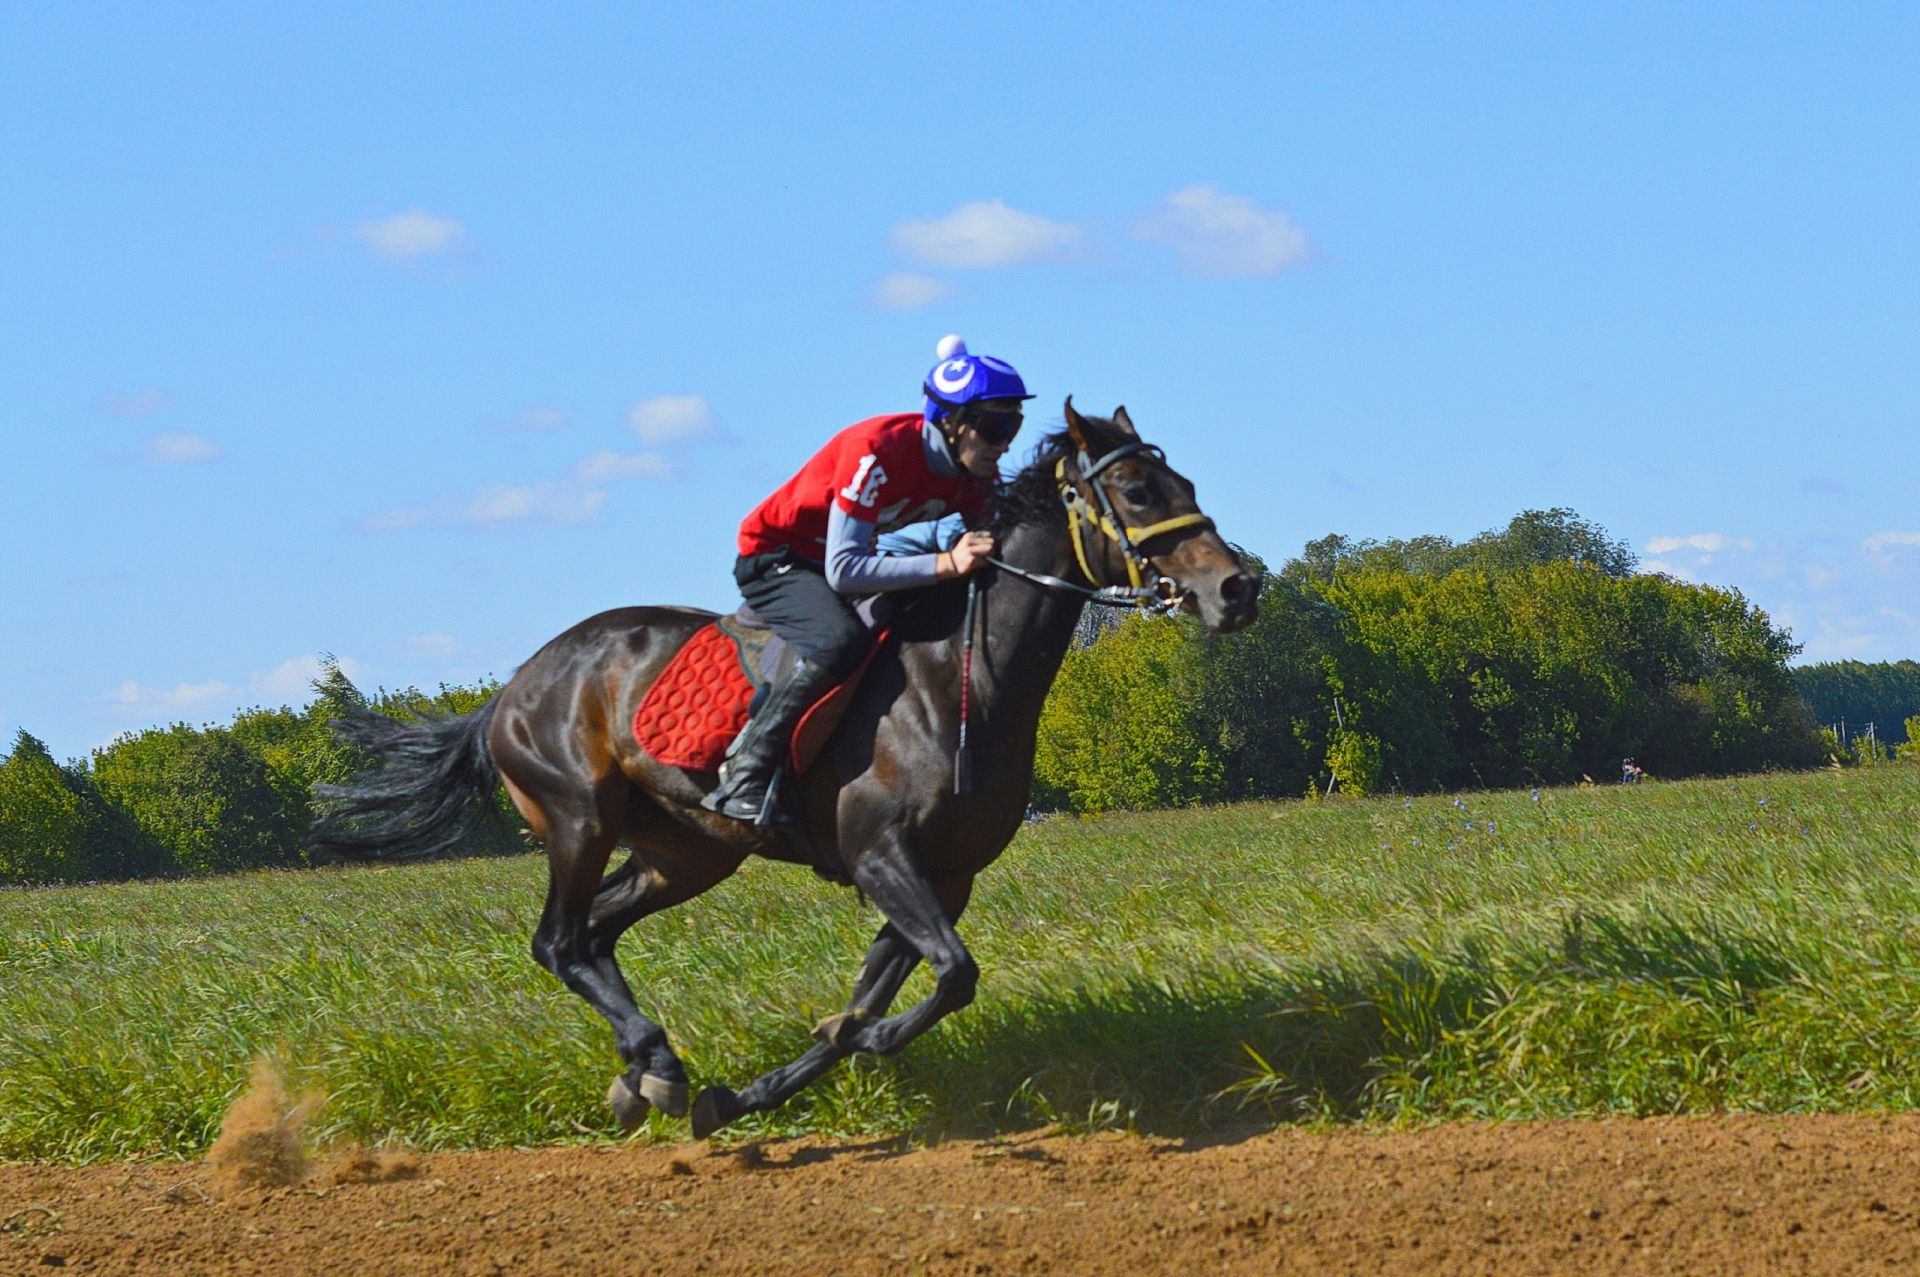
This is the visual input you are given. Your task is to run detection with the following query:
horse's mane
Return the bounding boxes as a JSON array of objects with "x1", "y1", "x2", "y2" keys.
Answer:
[
  {"x1": 989, "y1": 414, "x2": 1131, "y2": 532},
  {"x1": 883, "y1": 415, "x2": 1133, "y2": 554},
  {"x1": 887, "y1": 417, "x2": 1133, "y2": 640}
]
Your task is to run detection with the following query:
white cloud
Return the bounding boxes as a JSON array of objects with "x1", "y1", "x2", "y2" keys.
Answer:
[
  {"x1": 1797, "y1": 612, "x2": 1905, "y2": 662},
  {"x1": 352, "y1": 208, "x2": 467, "y2": 261},
  {"x1": 360, "y1": 504, "x2": 430, "y2": 532},
  {"x1": 104, "y1": 654, "x2": 368, "y2": 716},
  {"x1": 890, "y1": 199, "x2": 1081, "y2": 269},
  {"x1": 107, "y1": 678, "x2": 239, "y2": 711},
  {"x1": 1134, "y1": 184, "x2": 1310, "y2": 278},
  {"x1": 100, "y1": 387, "x2": 175, "y2": 418},
  {"x1": 868, "y1": 272, "x2": 954, "y2": 310},
  {"x1": 493, "y1": 404, "x2": 566, "y2": 433},
  {"x1": 1638, "y1": 557, "x2": 1696, "y2": 582},
  {"x1": 459, "y1": 481, "x2": 605, "y2": 526},
  {"x1": 140, "y1": 431, "x2": 218, "y2": 464},
  {"x1": 407, "y1": 632, "x2": 461, "y2": 659},
  {"x1": 360, "y1": 479, "x2": 606, "y2": 531},
  {"x1": 247, "y1": 654, "x2": 366, "y2": 700},
  {"x1": 571, "y1": 449, "x2": 671, "y2": 482},
  {"x1": 360, "y1": 432, "x2": 674, "y2": 531},
  {"x1": 1644, "y1": 532, "x2": 1754, "y2": 555},
  {"x1": 1864, "y1": 530, "x2": 1920, "y2": 554},
  {"x1": 627, "y1": 393, "x2": 716, "y2": 445}
]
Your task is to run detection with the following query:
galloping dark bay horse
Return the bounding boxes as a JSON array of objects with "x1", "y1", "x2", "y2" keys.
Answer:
[{"x1": 311, "y1": 400, "x2": 1256, "y2": 1137}]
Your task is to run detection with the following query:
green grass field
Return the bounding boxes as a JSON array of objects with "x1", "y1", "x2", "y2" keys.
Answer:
[{"x1": 4, "y1": 764, "x2": 1918, "y2": 1163}]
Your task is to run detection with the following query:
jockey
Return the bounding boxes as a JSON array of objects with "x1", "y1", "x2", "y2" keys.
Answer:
[{"x1": 702, "y1": 335, "x2": 1032, "y2": 823}]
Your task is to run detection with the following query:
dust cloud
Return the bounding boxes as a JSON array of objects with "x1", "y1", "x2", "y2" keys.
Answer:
[{"x1": 205, "y1": 1058, "x2": 320, "y2": 1191}]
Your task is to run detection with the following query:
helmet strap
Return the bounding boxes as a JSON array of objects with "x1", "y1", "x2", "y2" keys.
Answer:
[{"x1": 938, "y1": 405, "x2": 971, "y2": 450}]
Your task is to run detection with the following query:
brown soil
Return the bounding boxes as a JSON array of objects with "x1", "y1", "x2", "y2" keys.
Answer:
[{"x1": 5, "y1": 1115, "x2": 1920, "y2": 1275}]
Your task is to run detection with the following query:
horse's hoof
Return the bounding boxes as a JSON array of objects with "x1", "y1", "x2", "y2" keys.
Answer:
[
  {"x1": 812, "y1": 1009, "x2": 870, "y2": 1050},
  {"x1": 639, "y1": 1072, "x2": 690, "y2": 1118},
  {"x1": 690, "y1": 1086, "x2": 742, "y2": 1140},
  {"x1": 607, "y1": 1076, "x2": 652, "y2": 1133}
]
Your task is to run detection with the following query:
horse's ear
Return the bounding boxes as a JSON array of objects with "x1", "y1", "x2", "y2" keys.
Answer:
[
  {"x1": 1112, "y1": 405, "x2": 1138, "y2": 438},
  {"x1": 1063, "y1": 396, "x2": 1091, "y2": 452}
]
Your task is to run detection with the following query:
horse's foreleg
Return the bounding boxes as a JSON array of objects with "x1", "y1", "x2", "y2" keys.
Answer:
[
  {"x1": 691, "y1": 922, "x2": 922, "y2": 1137},
  {"x1": 836, "y1": 857, "x2": 978, "y2": 1057},
  {"x1": 690, "y1": 855, "x2": 975, "y2": 1138},
  {"x1": 811, "y1": 921, "x2": 921, "y2": 1049}
]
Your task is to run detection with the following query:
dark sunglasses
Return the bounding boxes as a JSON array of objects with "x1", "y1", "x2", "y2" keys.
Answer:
[{"x1": 967, "y1": 410, "x2": 1023, "y2": 445}]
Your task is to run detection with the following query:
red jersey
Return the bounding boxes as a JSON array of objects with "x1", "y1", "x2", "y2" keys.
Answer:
[{"x1": 737, "y1": 414, "x2": 990, "y2": 561}]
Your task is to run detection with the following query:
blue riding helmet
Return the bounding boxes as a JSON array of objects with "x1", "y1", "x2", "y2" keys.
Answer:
[{"x1": 922, "y1": 334, "x2": 1034, "y2": 425}]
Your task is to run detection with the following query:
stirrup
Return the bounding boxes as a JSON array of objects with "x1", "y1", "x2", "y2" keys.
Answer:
[
  {"x1": 701, "y1": 763, "x2": 785, "y2": 825},
  {"x1": 752, "y1": 767, "x2": 784, "y2": 829}
]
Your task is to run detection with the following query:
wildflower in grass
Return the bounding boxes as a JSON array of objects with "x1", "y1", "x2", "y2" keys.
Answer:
[
  {"x1": 1530, "y1": 789, "x2": 1540, "y2": 802},
  {"x1": 1453, "y1": 798, "x2": 1465, "y2": 809},
  {"x1": 1465, "y1": 821, "x2": 1474, "y2": 832},
  {"x1": 1748, "y1": 822, "x2": 1758, "y2": 831},
  {"x1": 1758, "y1": 797, "x2": 1769, "y2": 806},
  {"x1": 1411, "y1": 837, "x2": 1419, "y2": 846},
  {"x1": 1487, "y1": 821, "x2": 1496, "y2": 835}
]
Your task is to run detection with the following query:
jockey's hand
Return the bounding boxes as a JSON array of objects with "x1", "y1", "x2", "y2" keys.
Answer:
[{"x1": 944, "y1": 530, "x2": 997, "y2": 577}]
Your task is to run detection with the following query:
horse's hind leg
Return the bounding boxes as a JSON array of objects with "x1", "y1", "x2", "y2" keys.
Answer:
[
  {"x1": 585, "y1": 819, "x2": 742, "y2": 1128},
  {"x1": 514, "y1": 768, "x2": 735, "y2": 1129}
]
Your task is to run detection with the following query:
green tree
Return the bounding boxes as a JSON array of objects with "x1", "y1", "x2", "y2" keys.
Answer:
[
  {"x1": 0, "y1": 731, "x2": 93, "y2": 883},
  {"x1": 92, "y1": 725, "x2": 305, "y2": 875},
  {"x1": 1793, "y1": 660, "x2": 1920, "y2": 745},
  {"x1": 1179, "y1": 560, "x2": 1336, "y2": 801},
  {"x1": 1034, "y1": 614, "x2": 1223, "y2": 812}
]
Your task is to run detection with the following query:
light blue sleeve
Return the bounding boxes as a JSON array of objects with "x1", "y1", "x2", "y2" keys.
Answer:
[{"x1": 824, "y1": 505, "x2": 943, "y2": 593}]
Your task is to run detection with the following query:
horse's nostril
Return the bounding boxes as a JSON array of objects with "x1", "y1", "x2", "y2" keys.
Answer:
[{"x1": 1221, "y1": 573, "x2": 1256, "y2": 606}]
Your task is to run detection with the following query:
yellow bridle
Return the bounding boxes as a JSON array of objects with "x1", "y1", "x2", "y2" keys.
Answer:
[{"x1": 1055, "y1": 456, "x2": 1215, "y2": 595}]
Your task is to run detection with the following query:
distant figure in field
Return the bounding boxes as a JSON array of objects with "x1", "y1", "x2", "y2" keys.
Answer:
[{"x1": 1621, "y1": 757, "x2": 1645, "y2": 784}]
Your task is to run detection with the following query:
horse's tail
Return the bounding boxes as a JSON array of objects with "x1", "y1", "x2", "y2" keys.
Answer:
[{"x1": 309, "y1": 697, "x2": 504, "y2": 861}]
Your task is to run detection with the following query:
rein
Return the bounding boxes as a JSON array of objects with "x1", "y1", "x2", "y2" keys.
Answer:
[
  {"x1": 952, "y1": 437, "x2": 1217, "y2": 785},
  {"x1": 980, "y1": 555, "x2": 1163, "y2": 609},
  {"x1": 983, "y1": 441, "x2": 1215, "y2": 611}
]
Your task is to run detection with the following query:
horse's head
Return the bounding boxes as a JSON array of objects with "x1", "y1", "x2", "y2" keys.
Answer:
[{"x1": 1056, "y1": 397, "x2": 1258, "y2": 634}]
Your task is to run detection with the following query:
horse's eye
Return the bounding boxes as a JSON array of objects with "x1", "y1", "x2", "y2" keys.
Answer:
[{"x1": 1123, "y1": 483, "x2": 1152, "y2": 505}]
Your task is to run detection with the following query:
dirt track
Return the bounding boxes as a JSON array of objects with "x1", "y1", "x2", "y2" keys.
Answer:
[{"x1": 6, "y1": 1115, "x2": 1920, "y2": 1275}]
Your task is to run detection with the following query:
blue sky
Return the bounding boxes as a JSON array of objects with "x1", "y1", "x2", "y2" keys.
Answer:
[{"x1": 4, "y1": 2, "x2": 1916, "y2": 762}]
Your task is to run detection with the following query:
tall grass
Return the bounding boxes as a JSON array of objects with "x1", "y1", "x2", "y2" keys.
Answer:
[{"x1": 3, "y1": 765, "x2": 1917, "y2": 1162}]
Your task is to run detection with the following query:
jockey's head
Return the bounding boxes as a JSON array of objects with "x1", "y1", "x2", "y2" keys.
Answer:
[{"x1": 923, "y1": 334, "x2": 1032, "y2": 479}]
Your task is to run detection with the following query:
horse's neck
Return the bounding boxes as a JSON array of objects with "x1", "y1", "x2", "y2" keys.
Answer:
[{"x1": 971, "y1": 515, "x2": 1086, "y2": 716}]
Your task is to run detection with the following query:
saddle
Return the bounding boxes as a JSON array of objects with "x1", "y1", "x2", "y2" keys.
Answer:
[{"x1": 632, "y1": 603, "x2": 890, "y2": 775}]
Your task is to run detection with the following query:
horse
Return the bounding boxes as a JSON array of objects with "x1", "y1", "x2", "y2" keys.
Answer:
[{"x1": 310, "y1": 398, "x2": 1258, "y2": 1138}]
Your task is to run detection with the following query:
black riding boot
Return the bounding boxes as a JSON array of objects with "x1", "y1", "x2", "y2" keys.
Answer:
[{"x1": 701, "y1": 655, "x2": 838, "y2": 824}]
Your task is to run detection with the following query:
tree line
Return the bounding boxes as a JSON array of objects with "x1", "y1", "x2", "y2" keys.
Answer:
[
  {"x1": 3, "y1": 509, "x2": 1910, "y2": 884},
  {"x1": 1792, "y1": 660, "x2": 1920, "y2": 746},
  {"x1": 0, "y1": 669, "x2": 525, "y2": 886},
  {"x1": 1033, "y1": 510, "x2": 1857, "y2": 811}
]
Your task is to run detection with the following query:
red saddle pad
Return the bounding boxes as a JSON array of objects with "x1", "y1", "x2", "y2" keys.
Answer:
[{"x1": 632, "y1": 621, "x2": 886, "y2": 774}]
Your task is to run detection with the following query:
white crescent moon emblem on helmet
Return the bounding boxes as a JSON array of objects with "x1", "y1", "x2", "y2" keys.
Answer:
[{"x1": 932, "y1": 359, "x2": 973, "y2": 395}]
